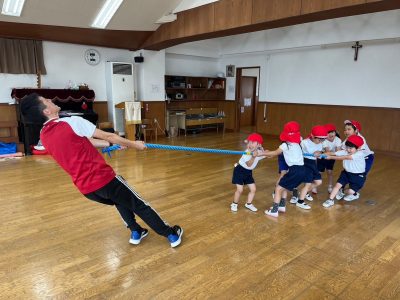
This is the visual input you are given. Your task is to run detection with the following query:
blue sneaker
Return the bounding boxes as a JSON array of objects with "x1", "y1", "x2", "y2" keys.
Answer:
[
  {"x1": 129, "y1": 228, "x2": 149, "y2": 245},
  {"x1": 167, "y1": 225, "x2": 183, "y2": 248}
]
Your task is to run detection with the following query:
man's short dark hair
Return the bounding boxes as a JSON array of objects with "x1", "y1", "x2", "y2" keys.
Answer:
[{"x1": 20, "y1": 93, "x2": 47, "y2": 124}]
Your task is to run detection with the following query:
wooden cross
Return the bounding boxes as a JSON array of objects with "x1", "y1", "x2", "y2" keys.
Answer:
[{"x1": 352, "y1": 41, "x2": 363, "y2": 61}]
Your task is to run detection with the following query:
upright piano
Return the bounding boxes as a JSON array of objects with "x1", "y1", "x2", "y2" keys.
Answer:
[{"x1": 12, "y1": 88, "x2": 98, "y2": 154}]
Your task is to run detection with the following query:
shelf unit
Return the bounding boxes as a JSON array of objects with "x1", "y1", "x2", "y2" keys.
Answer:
[{"x1": 165, "y1": 75, "x2": 226, "y2": 101}]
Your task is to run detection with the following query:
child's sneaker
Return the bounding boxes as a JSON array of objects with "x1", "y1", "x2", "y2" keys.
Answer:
[
  {"x1": 167, "y1": 225, "x2": 183, "y2": 248},
  {"x1": 290, "y1": 196, "x2": 298, "y2": 204},
  {"x1": 312, "y1": 187, "x2": 318, "y2": 194},
  {"x1": 230, "y1": 203, "x2": 238, "y2": 212},
  {"x1": 245, "y1": 203, "x2": 258, "y2": 212},
  {"x1": 278, "y1": 206, "x2": 286, "y2": 213},
  {"x1": 305, "y1": 193, "x2": 313, "y2": 201},
  {"x1": 296, "y1": 201, "x2": 311, "y2": 210},
  {"x1": 129, "y1": 228, "x2": 149, "y2": 245},
  {"x1": 327, "y1": 185, "x2": 333, "y2": 193},
  {"x1": 323, "y1": 199, "x2": 335, "y2": 208},
  {"x1": 343, "y1": 193, "x2": 360, "y2": 201},
  {"x1": 336, "y1": 189, "x2": 345, "y2": 200},
  {"x1": 265, "y1": 209, "x2": 278, "y2": 217}
]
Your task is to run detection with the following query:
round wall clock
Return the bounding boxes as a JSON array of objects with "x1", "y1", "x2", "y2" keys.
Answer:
[{"x1": 84, "y1": 49, "x2": 101, "y2": 65}]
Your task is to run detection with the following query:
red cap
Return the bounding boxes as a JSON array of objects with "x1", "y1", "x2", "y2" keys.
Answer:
[
  {"x1": 344, "y1": 120, "x2": 362, "y2": 132},
  {"x1": 280, "y1": 121, "x2": 301, "y2": 144},
  {"x1": 347, "y1": 135, "x2": 364, "y2": 148},
  {"x1": 311, "y1": 125, "x2": 328, "y2": 138},
  {"x1": 324, "y1": 123, "x2": 336, "y2": 133},
  {"x1": 247, "y1": 133, "x2": 263, "y2": 144}
]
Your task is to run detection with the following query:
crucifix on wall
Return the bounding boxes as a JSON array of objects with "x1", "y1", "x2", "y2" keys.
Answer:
[{"x1": 352, "y1": 41, "x2": 363, "y2": 61}]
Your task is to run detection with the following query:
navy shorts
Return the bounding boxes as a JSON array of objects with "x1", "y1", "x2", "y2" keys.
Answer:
[
  {"x1": 365, "y1": 154, "x2": 374, "y2": 175},
  {"x1": 317, "y1": 158, "x2": 336, "y2": 172},
  {"x1": 278, "y1": 165, "x2": 306, "y2": 191},
  {"x1": 278, "y1": 154, "x2": 289, "y2": 173},
  {"x1": 304, "y1": 158, "x2": 322, "y2": 183},
  {"x1": 337, "y1": 170, "x2": 366, "y2": 192},
  {"x1": 232, "y1": 164, "x2": 255, "y2": 185}
]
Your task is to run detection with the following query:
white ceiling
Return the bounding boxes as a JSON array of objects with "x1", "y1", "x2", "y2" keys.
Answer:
[{"x1": 0, "y1": 0, "x2": 184, "y2": 31}]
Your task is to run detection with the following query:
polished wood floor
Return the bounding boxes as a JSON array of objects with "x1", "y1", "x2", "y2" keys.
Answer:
[{"x1": 1, "y1": 132, "x2": 400, "y2": 299}]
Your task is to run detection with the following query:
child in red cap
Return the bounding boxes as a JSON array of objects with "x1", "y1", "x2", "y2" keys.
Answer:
[
  {"x1": 256, "y1": 121, "x2": 307, "y2": 217},
  {"x1": 342, "y1": 120, "x2": 374, "y2": 200},
  {"x1": 317, "y1": 124, "x2": 342, "y2": 193},
  {"x1": 292, "y1": 125, "x2": 328, "y2": 209},
  {"x1": 343, "y1": 119, "x2": 374, "y2": 174},
  {"x1": 322, "y1": 135, "x2": 366, "y2": 208},
  {"x1": 231, "y1": 133, "x2": 265, "y2": 212}
]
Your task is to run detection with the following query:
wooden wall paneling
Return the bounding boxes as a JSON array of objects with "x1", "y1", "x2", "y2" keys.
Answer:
[
  {"x1": 142, "y1": 101, "x2": 166, "y2": 136},
  {"x1": 143, "y1": 0, "x2": 400, "y2": 49},
  {"x1": 252, "y1": 0, "x2": 302, "y2": 23},
  {"x1": 0, "y1": 21, "x2": 151, "y2": 50},
  {"x1": 255, "y1": 102, "x2": 400, "y2": 154},
  {"x1": 158, "y1": 22, "x2": 173, "y2": 43},
  {"x1": 301, "y1": 0, "x2": 366, "y2": 14},
  {"x1": 214, "y1": 0, "x2": 253, "y2": 31},
  {"x1": 222, "y1": 101, "x2": 236, "y2": 130},
  {"x1": 389, "y1": 110, "x2": 400, "y2": 153},
  {"x1": 93, "y1": 102, "x2": 108, "y2": 123},
  {"x1": 359, "y1": 108, "x2": 392, "y2": 152},
  {"x1": 0, "y1": 104, "x2": 23, "y2": 151},
  {"x1": 183, "y1": 4, "x2": 215, "y2": 36},
  {"x1": 142, "y1": 28, "x2": 161, "y2": 49},
  {"x1": 168, "y1": 12, "x2": 186, "y2": 40},
  {"x1": 0, "y1": 104, "x2": 17, "y2": 122}
]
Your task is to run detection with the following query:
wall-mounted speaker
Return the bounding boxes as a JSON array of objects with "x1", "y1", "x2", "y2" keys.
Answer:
[{"x1": 134, "y1": 56, "x2": 144, "y2": 63}]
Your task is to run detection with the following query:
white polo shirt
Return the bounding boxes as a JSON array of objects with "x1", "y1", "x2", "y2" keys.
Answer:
[
  {"x1": 335, "y1": 150, "x2": 366, "y2": 173},
  {"x1": 279, "y1": 143, "x2": 304, "y2": 166},
  {"x1": 238, "y1": 150, "x2": 265, "y2": 170},
  {"x1": 323, "y1": 136, "x2": 342, "y2": 152},
  {"x1": 301, "y1": 139, "x2": 323, "y2": 160}
]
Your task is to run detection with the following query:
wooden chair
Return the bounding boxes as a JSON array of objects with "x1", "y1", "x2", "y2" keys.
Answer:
[
  {"x1": 0, "y1": 121, "x2": 24, "y2": 153},
  {"x1": 141, "y1": 119, "x2": 157, "y2": 142},
  {"x1": 98, "y1": 121, "x2": 113, "y2": 130},
  {"x1": 98, "y1": 121, "x2": 119, "y2": 135}
]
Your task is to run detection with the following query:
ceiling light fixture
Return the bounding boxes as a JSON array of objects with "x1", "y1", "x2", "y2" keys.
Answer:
[
  {"x1": 91, "y1": 0, "x2": 124, "y2": 29},
  {"x1": 1, "y1": 0, "x2": 26, "y2": 17}
]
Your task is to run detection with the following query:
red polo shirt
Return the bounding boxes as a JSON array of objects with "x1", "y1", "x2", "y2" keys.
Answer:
[{"x1": 40, "y1": 117, "x2": 115, "y2": 194}]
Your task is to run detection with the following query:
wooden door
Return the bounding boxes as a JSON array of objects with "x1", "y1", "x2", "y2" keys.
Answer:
[{"x1": 239, "y1": 76, "x2": 256, "y2": 127}]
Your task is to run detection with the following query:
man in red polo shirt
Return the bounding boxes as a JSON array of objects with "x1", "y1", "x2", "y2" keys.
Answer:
[{"x1": 21, "y1": 93, "x2": 183, "y2": 248}]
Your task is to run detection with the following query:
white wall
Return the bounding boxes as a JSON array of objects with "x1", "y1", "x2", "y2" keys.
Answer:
[
  {"x1": 0, "y1": 41, "x2": 133, "y2": 103},
  {"x1": 265, "y1": 42, "x2": 400, "y2": 107},
  {"x1": 3, "y1": 10, "x2": 400, "y2": 108},
  {"x1": 135, "y1": 49, "x2": 165, "y2": 101},
  {"x1": 165, "y1": 39, "x2": 221, "y2": 77},
  {"x1": 219, "y1": 10, "x2": 400, "y2": 55},
  {"x1": 166, "y1": 53, "x2": 220, "y2": 77},
  {"x1": 219, "y1": 54, "x2": 268, "y2": 100},
  {"x1": 0, "y1": 74, "x2": 37, "y2": 103},
  {"x1": 167, "y1": 10, "x2": 400, "y2": 108}
]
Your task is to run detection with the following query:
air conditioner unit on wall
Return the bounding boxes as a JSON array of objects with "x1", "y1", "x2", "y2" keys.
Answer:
[{"x1": 105, "y1": 62, "x2": 135, "y2": 135}]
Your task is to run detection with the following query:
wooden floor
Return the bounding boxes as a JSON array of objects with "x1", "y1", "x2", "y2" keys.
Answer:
[{"x1": 1, "y1": 132, "x2": 400, "y2": 299}]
